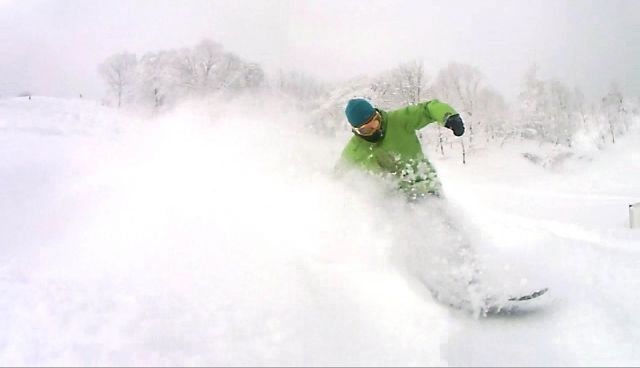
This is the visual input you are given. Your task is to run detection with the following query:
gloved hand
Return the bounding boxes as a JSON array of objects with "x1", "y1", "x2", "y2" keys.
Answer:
[{"x1": 444, "y1": 114, "x2": 465, "y2": 136}]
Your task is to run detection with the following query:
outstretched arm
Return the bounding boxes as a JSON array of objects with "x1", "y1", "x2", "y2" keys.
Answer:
[
  {"x1": 390, "y1": 100, "x2": 459, "y2": 131},
  {"x1": 413, "y1": 100, "x2": 464, "y2": 136},
  {"x1": 423, "y1": 100, "x2": 458, "y2": 129}
]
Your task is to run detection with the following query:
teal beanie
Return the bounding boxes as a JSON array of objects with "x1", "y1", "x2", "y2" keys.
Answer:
[{"x1": 345, "y1": 98, "x2": 375, "y2": 127}]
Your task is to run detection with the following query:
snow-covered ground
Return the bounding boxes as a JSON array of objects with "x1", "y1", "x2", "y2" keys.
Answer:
[{"x1": 0, "y1": 96, "x2": 639, "y2": 366}]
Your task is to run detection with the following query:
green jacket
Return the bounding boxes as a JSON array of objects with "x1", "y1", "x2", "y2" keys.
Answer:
[{"x1": 339, "y1": 100, "x2": 457, "y2": 199}]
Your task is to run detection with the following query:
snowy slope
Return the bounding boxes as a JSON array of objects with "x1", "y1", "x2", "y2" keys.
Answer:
[
  {"x1": 0, "y1": 96, "x2": 639, "y2": 366},
  {"x1": 435, "y1": 125, "x2": 640, "y2": 366}
]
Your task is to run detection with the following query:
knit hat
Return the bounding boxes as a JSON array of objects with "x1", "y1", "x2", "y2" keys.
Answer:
[{"x1": 345, "y1": 98, "x2": 375, "y2": 127}]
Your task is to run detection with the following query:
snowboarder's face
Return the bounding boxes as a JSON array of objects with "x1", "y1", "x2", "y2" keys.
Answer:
[{"x1": 352, "y1": 112, "x2": 381, "y2": 136}]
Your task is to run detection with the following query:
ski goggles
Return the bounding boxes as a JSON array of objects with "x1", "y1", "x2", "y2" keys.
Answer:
[{"x1": 352, "y1": 112, "x2": 381, "y2": 136}]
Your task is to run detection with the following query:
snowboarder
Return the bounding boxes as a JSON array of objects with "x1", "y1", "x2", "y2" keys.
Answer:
[
  {"x1": 337, "y1": 99, "x2": 549, "y2": 313},
  {"x1": 338, "y1": 98, "x2": 464, "y2": 200}
]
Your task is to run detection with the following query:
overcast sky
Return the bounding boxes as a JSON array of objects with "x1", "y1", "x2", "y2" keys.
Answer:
[{"x1": 1, "y1": 0, "x2": 638, "y2": 101}]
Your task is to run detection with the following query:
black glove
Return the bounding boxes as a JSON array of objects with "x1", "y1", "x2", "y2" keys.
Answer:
[{"x1": 444, "y1": 114, "x2": 465, "y2": 136}]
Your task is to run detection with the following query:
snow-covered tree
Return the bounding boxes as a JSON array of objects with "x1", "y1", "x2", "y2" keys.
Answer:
[
  {"x1": 601, "y1": 82, "x2": 626, "y2": 144},
  {"x1": 368, "y1": 60, "x2": 430, "y2": 110},
  {"x1": 137, "y1": 51, "x2": 179, "y2": 109},
  {"x1": 432, "y1": 63, "x2": 483, "y2": 145},
  {"x1": 275, "y1": 70, "x2": 327, "y2": 101},
  {"x1": 517, "y1": 64, "x2": 581, "y2": 147},
  {"x1": 216, "y1": 53, "x2": 242, "y2": 91},
  {"x1": 173, "y1": 39, "x2": 225, "y2": 95},
  {"x1": 517, "y1": 64, "x2": 547, "y2": 140},
  {"x1": 100, "y1": 39, "x2": 266, "y2": 110},
  {"x1": 241, "y1": 63, "x2": 265, "y2": 90},
  {"x1": 430, "y1": 62, "x2": 509, "y2": 163},
  {"x1": 475, "y1": 87, "x2": 509, "y2": 145},
  {"x1": 388, "y1": 60, "x2": 427, "y2": 105},
  {"x1": 305, "y1": 61, "x2": 429, "y2": 136},
  {"x1": 546, "y1": 79, "x2": 575, "y2": 147},
  {"x1": 572, "y1": 87, "x2": 591, "y2": 131},
  {"x1": 98, "y1": 52, "x2": 138, "y2": 107}
]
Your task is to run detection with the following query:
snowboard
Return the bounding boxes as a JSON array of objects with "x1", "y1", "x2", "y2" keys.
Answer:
[
  {"x1": 479, "y1": 287, "x2": 549, "y2": 316},
  {"x1": 507, "y1": 287, "x2": 548, "y2": 301}
]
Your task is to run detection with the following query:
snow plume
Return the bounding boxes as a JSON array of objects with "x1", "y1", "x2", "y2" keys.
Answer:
[{"x1": 0, "y1": 96, "x2": 459, "y2": 365}]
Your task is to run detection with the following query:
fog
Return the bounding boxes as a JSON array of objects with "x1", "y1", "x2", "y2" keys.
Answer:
[{"x1": 1, "y1": 0, "x2": 638, "y2": 100}]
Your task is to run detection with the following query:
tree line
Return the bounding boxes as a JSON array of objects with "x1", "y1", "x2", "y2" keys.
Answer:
[
  {"x1": 100, "y1": 39, "x2": 639, "y2": 164},
  {"x1": 99, "y1": 39, "x2": 265, "y2": 109},
  {"x1": 301, "y1": 61, "x2": 638, "y2": 164}
]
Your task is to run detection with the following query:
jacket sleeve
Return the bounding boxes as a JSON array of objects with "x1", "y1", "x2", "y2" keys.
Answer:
[{"x1": 390, "y1": 100, "x2": 458, "y2": 131}]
